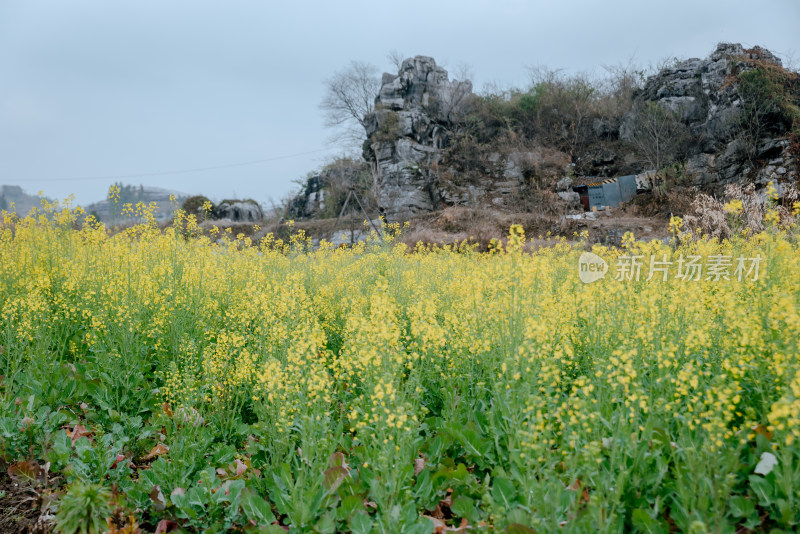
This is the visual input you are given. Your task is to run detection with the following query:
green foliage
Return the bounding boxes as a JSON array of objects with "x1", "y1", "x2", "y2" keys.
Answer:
[
  {"x1": 55, "y1": 481, "x2": 113, "y2": 534},
  {"x1": 181, "y1": 195, "x2": 214, "y2": 220},
  {"x1": 371, "y1": 108, "x2": 402, "y2": 143},
  {"x1": 3, "y1": 210, "x2": 800, "y2": 532},
  {"x1": 735, "y1": 59, "x2": 800, "y2": 164}
]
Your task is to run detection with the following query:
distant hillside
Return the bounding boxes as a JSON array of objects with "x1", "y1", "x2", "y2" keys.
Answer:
[
  {"x1": 0, "y1": 185, "x2": 52, "y2": 215},
  {"x1": 83, "y1": 184, "x2": 188, "y2": 223}
]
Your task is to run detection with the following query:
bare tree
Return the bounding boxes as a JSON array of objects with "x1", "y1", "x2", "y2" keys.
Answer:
[
  {"x1": 320, "y1": 61, "x2": 381, "y2": 147},
  {"x1": 522, "y1": 67, "x2": 599, "y2": 158},
  {"x1": 625, "y1": 101, "x2": 691, "y2": 192},
  {"x1": 423, "y1": 63, "x2": 475, "y2": 133},
  {"x1": 387, "y1": 50, "x2": 405, "y2": 71}
]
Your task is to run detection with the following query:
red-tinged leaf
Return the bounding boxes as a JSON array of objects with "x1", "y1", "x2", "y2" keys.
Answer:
[
  {"x1": 170, "y1": 487, "x2": 185, "y2": 498},
  {"x1": 154, "y1": 519, "x2": 176, "y2": 534},
  {"x1": 235, "y1": 458, "x2": 247, "y2": 476},
  {"x1": 364, "y1": 500, "x2": 377, "y2": 510},
  {"x1": 8, "y1": 460, "x2": 43, "y2": 483},
  {"x1": 217, "y1": 468, "x2": 228, "y2": 478},
  {"x1": 328, "y1": 451, "x2": 350, "y2": 475},
  {"x1": 150, "y1": 485, "x2": 166, "y2": 511},
  {"x1": 143, "y1": 443, "x2": 169, "y2": 461},
  {"x1": 414, "y1": 456, "x2": 426, "y2": 476},
  {"x1": 110, "y1": 454, "x2": 126, "y2": 469},
  {"x1": 328, "y1": 451, "x2": 345, "y2": 468},
  {"x1": 323, "y1": 466, "x2": 348, "y2": 492}
]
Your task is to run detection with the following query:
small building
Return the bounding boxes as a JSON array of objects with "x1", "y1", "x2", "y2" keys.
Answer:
[{"x1": 572, "y1": 175, "x2": 637, "y2": 211}]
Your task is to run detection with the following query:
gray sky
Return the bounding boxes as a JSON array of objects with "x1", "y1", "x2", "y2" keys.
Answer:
[{"x1": 1, "y1": 0, "x2": 798, "y2": 207}]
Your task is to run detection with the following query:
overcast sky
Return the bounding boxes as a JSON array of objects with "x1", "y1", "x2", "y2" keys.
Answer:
[{"x1": 1, "y1": 0, "x2": 798, "y2": 207}]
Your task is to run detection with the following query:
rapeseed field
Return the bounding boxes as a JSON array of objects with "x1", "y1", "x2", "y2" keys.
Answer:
[{"x1": 0, "y1": 197, "x2": 798, "y2": 533}]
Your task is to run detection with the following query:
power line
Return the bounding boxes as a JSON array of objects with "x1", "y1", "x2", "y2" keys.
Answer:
[{"x1": 0, "y1": 147, "x2": 336, "y2": 183}]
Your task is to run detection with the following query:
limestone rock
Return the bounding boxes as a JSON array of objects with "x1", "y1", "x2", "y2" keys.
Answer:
[
  {"x1": 363, "y1": 56, "x2": 474, "y2": 216},
  {"x1": 215, "y1": 200, "x2": 263, "y2": 222},
  {"x1": 621, "y1": 42, "x2": 796, "y2": 190}
]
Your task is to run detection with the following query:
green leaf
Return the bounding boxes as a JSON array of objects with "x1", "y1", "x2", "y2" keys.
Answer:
[
  {"x1": 451, "y1": 495, "x2": 477, "y2": 522},
  {"x1": 631, "y1": 508, "x2": 668, "y2": 534},
  {"x1": 315, "y1": 510, "x2": 337, "y2": 534},
  {"x1": 491, "y1": 477, "x2": 518, "y2": 508},
  {"x1": 214, "y1": 479, "x2": 245, "y2": 507},
  {"x1": 728, "y1": 496, "x2": 755, "y2": 518},
  {"x1": 413, "y1": 469, "x2": 435, "y2": 507},
  {"x1": 406, "y1": 518, "x2": 435, "y2": 534},
  {"x1": 240, "y1": 489, "x2": 276, "y2": 525},
  {"x1": 749, "y1": 475, "x2": 775, "y2": 506},
  {"x1": 349, "y1": 511, "x2": 373, "y2": 534},
  {"x1": 338, "y1": 495, "x2": 363, "y2": 521},
  {"x1": 247, "y1": 527, "x2": 290, "y2": 534}
]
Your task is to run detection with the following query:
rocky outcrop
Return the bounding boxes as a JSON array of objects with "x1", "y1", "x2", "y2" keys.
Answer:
[
  {"x1": 621, "y1": 43, "x2": 797, "y2": 189},
  {"x1": 288, "y1": 159, "x2": 373, "y2": 219},
  {"x1": 363, "y1": 56, "x2": 474, "y2": 216},
  {"x1": 215, "y1": 200, "x2": 263, "y2": 222}
]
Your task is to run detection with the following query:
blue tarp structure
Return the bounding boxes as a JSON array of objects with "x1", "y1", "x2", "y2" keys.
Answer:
[{"x1": 572, "y1": 175, "x2": 637, "y2": 211}]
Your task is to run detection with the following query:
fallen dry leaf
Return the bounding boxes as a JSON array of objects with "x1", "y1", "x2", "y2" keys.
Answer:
[
  {"x1": 67, "y1": 424, "x2": 92, "y2": 445},
  {"x1": 423, "y1": 515, "x2": 470, "y2": 533},
  {"x1": 414, "y1": 455, "x2": 426, "y2": 476},
  {"x1": 235, "y1": 458, "x2": 248, "y2": 476},
  {"x1": 150, "y1": 485, "x2": 166, "y2": 511},
  {"x1": 154, "y1": 518, "x2": 176, "y2": 534},
  {"x1": 143, "y1": 443, "x2": 169, "y2": 461},
  {"x1": 106, "y1": 515, "x2": 141, "y2": 534}
]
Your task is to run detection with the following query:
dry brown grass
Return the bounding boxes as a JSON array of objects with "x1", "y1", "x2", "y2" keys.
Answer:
[{"x1": 682, "y1": 182, "x2": 799, "y2": 239}]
